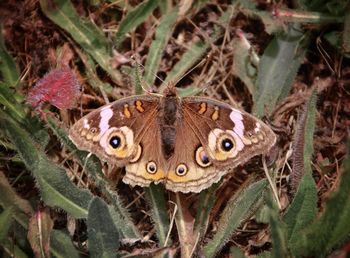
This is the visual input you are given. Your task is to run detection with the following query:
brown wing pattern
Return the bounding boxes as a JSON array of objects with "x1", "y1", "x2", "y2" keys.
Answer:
[
  {"x1": 69, "y1": 95, "x2": 161, "y2": 166},
  {"x1": 161, "y1": 96, "x2": 276, "y2": 192},
  {"x1": 69, "y1": 91, "x2": 276, "y2": 193}
]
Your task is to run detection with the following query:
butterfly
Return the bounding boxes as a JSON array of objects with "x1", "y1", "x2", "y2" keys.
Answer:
[{"x1": 69, "y1": 85, "x2": 276, "y2": 193}]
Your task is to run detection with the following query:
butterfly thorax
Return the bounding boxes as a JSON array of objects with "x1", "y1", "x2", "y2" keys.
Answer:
[{"x1": 158, "y1": 86, "x2": 181, "y2": 160}]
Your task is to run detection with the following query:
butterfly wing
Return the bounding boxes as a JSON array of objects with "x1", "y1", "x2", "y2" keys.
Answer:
[
  {"x1": 69, "y1": 94, "x2": 168, "y2": 186},
  {"x1": 163, "y1": 96, "x2": 276, "y2": 193}
]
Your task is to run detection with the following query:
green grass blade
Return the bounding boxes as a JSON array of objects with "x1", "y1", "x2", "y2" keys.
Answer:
[
  {"x1": 0, "y1": 32, "x2": 20, "y2": 87},
  {"x1": 254, "y1": 26, "x2": 308, "y2": 117},
  {"x1": 283, "y1": 93, "x2": 317, "y2": 250},
  {"x1": 0, "y1": 171, "x2": 34, "y2": 229},
  {"x1": 161, "y1": 6, "x2": 233, "y2": 89},
  {"x1": 115, "y1": 0, "x2": 159, "y2": 46},
  {"x1": 144, "y1": 185, "x2": 170, "y2": 246},
  {"x1": 343, "y1": 5, "x2": 350, "y2": 53},
  {"x1": 40, "y1": 0, "x2": 121, "y2": 82},
  {"x1": 0, "y1": 208, "x2": 14, "y2": 242},
  {"x1": 292, "y1": 142, "x2": 350, "y2": 257},
  {"x1": 265, "y1": 193, "x2": 290, "y2": 258},
  {"x1": 144, "y1": 7, "x2": 178, "y2": 85},
  {"x1": 0, "y1": 112, "x2": 92, "y2": 219},
  {"x1": 1, "y1": 240, "x2": 28, "y2": 258},
  {"x1": 50, "y1": 230, "x2": 79, "y2": 258},
  {"x1": 0, "y1": 82, "x2": 26, "y2": 122},
  {"x1": 87, "y1": 197, "x2": 120, "y2": 258},
  {"x1": 203, "y1": 179, "x2": 267, "y2": 257},
  {"x1": 232, "y1": 32, "x2": 257, "y2": 95},
  {"x1": 194, "y1": 184, "x2": 218, "y2": 239}
]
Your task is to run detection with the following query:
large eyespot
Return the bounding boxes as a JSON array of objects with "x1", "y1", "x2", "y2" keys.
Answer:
[
  {"x1": 107, "y1": 131, "x2": 125, "y2": 150},
  {"x1": 176, "y1": 164, "x2": 188, "y2": 176},
  {"x1": 217, "y1": 134, "x2": 235, "y2": 153},
  {"x1": 195, "y1": 146, "x2": 212, "y2": 167},
  {"x1": 146, "y1": 161, "x2": 157, "y2": 174},
  {"x1": 221, "y1": 138, "x2": 234, "y2": 151},
  {"x1": 109, "y1": 136, "x2": 121, "y2": 149}
]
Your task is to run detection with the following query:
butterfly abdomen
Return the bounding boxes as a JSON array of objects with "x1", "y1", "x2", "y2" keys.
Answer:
[{"x1": 158, "y1": 88, "x2": 180, "y2": 160}]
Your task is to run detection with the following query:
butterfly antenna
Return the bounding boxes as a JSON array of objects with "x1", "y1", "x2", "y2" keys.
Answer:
[
  {"x1": 130, "y1": 55, "x2": 164, "y2": 96},
  {"x1": 174, "y1": 55, "x2": 209, "y2": 87}
]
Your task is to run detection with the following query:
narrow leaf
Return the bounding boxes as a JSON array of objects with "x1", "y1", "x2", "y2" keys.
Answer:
[
  {"x1": 0, "y1": 208, "x2": 14, "y2": 242},
  {"x1": 116, "y1": 0, "x2": 159, "y2": 46},
  {"x1": 88, "y1": 197, "x2": 120, "y2": 258},
  {"x1": 0, "y1": 32, "x2": 20, "y2": 86},
  {"x1": 203, "y1": 179, "x2": 267, "y2": 257},
  {"x1": 174, "y1": 193, "x2": 195, "y2": 258},
  {"x1": 144, "y1": 7, "x2": 178, "y2": 85},
  {"x1": 0, "y1": 83, "x2": 26, "y2": 121},
  {"x1": 265, "y1": 193, "x2": 290, "y2": 258},
  {"x1": 161, "y1": 6, "x2": 233, "y2": 90},
  {"x1": 283, "y1": 93, "x2": 317, "y2": 249},
  {"x1": 194, "y1": 184, "x2": 218, "y2": 239},
  {"x1": 343, "y1": 5, "x2": 350, "y2": 53},
  {"x1": 254, "y1": 26, "x2": 308, "y2": 117},
  {"x1": 50, "y1": 230, "x2": 79, "y2": 258},
  {"x1": 0, "y1": 171, "x2": 33, "y2": 228},
  {"x1": 40, "y1": 0, "x2": 122, "y2": 82},
  {"x1": 232, "y1": 30, "x2": 258, "y2": 95},
  {"x1": 27, "y1": 208, "x2": 53, "y2": 258},
  {"x1": 144, "y1": 185, "x2": 170, "y2": 246},
  {"x1": 293, "y1": 142, "x2": 350, "y2": 257}
]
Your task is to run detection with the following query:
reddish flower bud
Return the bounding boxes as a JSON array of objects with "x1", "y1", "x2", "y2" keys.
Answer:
[{"x1": 27, "y1": 67, "x2": 80, "y2": 110}]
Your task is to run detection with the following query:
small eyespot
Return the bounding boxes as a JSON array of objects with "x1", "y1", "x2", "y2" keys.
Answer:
[
  {"x1": 176, "y1": 164, "x2": 188, "y2": 176},
  {"x1": 195, "y1": 146, "x2": 212, "y2": 167},
  {"x1": 89, "y1": 127, "x2": 98, "y2": 134},
  {"x1": 221, "y1": 138, "x2": 234, "y2": 152},
  {"x1": 146, "y1": 161, "x2": 157, "y2": 174},
  {"x1": 109, "y1": 136, "x2": 121, "y2": 149}
]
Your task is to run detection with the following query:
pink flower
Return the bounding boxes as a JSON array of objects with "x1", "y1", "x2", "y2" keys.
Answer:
[{"x1": 27, "y1": 67, "x2": 80, "y2": 110}]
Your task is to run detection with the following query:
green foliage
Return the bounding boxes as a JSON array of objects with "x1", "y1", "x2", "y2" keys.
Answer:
[
  {"x1": 144, "y1": 185, "x2": 170, "y2": 246},
  {"x1": 193, "y1": 184, "x2": 218, "y2": 239},
  {"x1": 0, "y1": 208, "x2": 14, "y2": 242},
  {"x1": 298, "y1": 0, "x2": 349, "y2": 14},
  {"x1": 50, "y1": 230, "x2": 80, "y2": 258},
  {"x1": 1, "y1": 0, "x2": 349, "y2": 257},
  {"x1": 0, "y1": 31, "x2": 20, "y2": 87},
  {"x1": 161, "y1": 6, "x2": 233, "y2": 89},
  {"x1": 27, "y1": 209, "x2": 53, "y2": 258},
  {"x1": 0, "y1": 172, "x2": 34, "y2": 228},
  {"x1": 231, "y1": 32, "x2": 258, "y2": 95},
  {"x1": 265, "y1": 194, "x2": 290, "y2": 258},
  {"x1": 115, "y1": 0, "x2": 159, "y2": 46},
  {"x1": 254, "y1": 26, "x2": 308, "y2": 117},
  {"x1": 281, "y1": 93, "x2": 318, "y2": 254},
  {"x1": 291, "y1": 143, "x2": 350, "y2": 256},
  {"x1": 87, "y1": 197, "x2": 120, "y2": 258},
  {"x1": 203, "y1": 179, "x2": 268, "y2": 257},
  {"x1": 144, "y1": 7, "x2": 178, "y2": 85},
  {"x1": 0, "y1": 112, "x2": 93, "y2": 219},
  {"x1": 40, "y1": 0, "x2": 122, "y2": 83},
  {"x1": 47, "y1": 118, "x2": 140, "y2": 238},
  {"x1": 283, "y1": 172, "x2": 317, "y2": 249}
]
